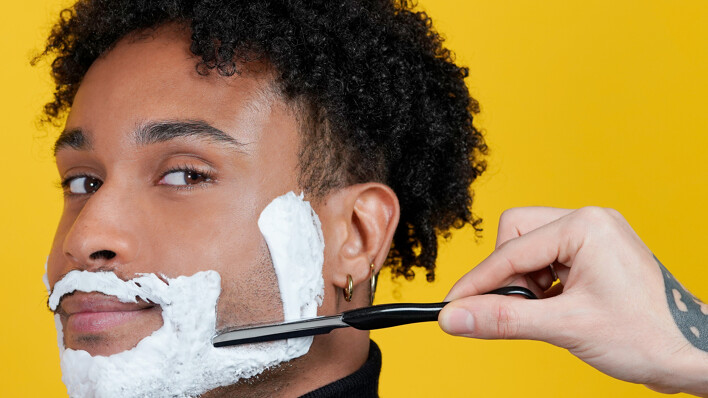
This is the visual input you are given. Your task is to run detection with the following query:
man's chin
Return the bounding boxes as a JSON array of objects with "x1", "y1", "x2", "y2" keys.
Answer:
[
  {"x1": 200, "y1": 358, "x2": 295, "y2": 398},
  {"x1": 61, "y1": 306, "x2": 164, "y2": 356}
]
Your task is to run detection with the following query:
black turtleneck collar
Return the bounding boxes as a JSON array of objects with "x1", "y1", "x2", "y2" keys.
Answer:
[{"x1": 299, "y1": 340, "x2": 381, "y2": 398}]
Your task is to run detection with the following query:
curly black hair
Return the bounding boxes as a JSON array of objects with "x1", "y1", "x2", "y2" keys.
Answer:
[{"x1": 34, "y1": 0, "x2": 487, "y2": 281}]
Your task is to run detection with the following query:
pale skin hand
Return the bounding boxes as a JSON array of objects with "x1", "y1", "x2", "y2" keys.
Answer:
[{"x1": 438, "y1": 207, "x2": 708, "y2": 397}]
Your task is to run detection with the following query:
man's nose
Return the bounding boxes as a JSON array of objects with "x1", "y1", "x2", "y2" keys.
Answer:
[{"x1": 62, "y1": 184, "x2": 142, "y2": 271}]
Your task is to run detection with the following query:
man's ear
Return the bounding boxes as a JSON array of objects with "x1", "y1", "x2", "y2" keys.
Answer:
[{"x1": 318, "y1": 183, "x2": 399, "y2": 304}]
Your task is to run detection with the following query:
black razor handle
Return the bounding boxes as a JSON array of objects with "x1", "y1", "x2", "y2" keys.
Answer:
[{"x1": 341, "y1": 286, "x2": 536, "y2": 330}]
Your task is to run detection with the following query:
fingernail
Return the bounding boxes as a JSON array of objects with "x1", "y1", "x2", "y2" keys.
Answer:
[{"x1": 440, "y1": 308, "x2": 475, "y2": 334}]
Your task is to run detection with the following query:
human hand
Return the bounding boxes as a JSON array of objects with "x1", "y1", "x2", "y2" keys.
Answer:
[{"x1": 439, "y1": 207, "x2": 708, "y2": 396}]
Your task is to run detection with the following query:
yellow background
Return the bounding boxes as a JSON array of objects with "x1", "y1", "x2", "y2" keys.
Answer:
[{"x1": 1, "y1": 0, "x2": 706, "y2": 396}]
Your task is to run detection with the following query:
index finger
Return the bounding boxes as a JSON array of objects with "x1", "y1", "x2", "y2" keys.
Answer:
[
  {"x1": 496, "y1": 207, "x2": 573, "y2": 248},
  {"x1": 446, "y1": 212, "x2": 582, "y2": 301}
]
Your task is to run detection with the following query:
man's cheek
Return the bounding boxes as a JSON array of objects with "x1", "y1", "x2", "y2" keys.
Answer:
[
  {"x1": 214, "y1": 246, "x2": 285, "y2": 330},
  {"x1": 215, "y1": 192, "x2": 326, "y2": 331}
]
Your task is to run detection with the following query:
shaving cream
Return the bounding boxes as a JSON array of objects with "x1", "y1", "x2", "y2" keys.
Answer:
[
  {"x1": 46, "y1": 191, "x2": 325, "y2": 397},
  {"x1": 258, "y1": 191, "x2": 325, "y2": 322}
]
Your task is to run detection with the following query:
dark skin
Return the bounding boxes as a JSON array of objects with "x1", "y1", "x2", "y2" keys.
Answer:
[{"x1": 47, "y1": 24, "x2": 400, "y2": 397}]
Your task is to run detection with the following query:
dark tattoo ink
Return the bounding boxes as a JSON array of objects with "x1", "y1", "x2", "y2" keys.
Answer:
[{"x1": 657, "y1": 255, "x2": 708, "y2": 351}]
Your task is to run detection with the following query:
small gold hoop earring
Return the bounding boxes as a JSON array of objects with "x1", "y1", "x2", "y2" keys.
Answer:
[
  {"x1": 370, "y1": 263, "x2": 378, "y2": 304},
  {"x1": 344, "y1": 274, "x2": 353, "y2": 302}
]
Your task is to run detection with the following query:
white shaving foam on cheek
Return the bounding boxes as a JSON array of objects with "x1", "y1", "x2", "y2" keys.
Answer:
[
  {"x1": 258, "y1": 191, "x2": 325, "y2": 323},
  {"x1": 45, "y1": 191, "x2": 325, "y2": 397}
]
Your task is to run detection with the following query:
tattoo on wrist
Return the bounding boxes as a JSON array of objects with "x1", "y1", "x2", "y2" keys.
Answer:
[{"x1": 657, "y1": 255, "x2": 708, "y2": 351}]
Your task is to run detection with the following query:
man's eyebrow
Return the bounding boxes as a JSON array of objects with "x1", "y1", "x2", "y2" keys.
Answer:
[
  {"x1": 134, "y1": 120, "x2": 246, "y2": 150},
  {"x1": 54, "y1": 128, "x2": 92, "y2": 156}
]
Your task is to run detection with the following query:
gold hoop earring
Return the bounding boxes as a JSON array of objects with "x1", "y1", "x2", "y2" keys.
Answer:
[
  {"x1": 370, "y1": 263, "x2": 378, "y2": 304},
  {"x1": 343, "y1": 274, "x2": 353, "y2": 302}
]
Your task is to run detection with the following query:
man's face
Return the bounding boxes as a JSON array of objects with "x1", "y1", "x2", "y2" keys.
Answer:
[{"x1": 47, "y1": 26, "x2": 302, "y2": 356}]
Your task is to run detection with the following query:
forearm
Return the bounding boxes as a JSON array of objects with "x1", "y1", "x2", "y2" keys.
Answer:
[{"x1": 654, "y1": 257, "x2": 708, "y2": 396}]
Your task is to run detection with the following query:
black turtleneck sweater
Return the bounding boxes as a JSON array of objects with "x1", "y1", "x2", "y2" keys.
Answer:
[{"x1": 299, "y1": 340, "x2": 381, "y2": 398}]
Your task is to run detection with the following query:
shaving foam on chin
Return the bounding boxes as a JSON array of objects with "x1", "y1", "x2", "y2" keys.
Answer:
[{"x1": 46, "y1": 191, "x2": 325, "y2": 397}]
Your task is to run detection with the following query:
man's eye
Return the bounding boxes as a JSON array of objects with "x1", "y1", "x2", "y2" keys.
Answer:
[
  {"x1": 66, "y1": 176, "x2": 103, "y2": 194},
  {"x1": 159, "y1": 170, "x2": 211, "y2": 186}
]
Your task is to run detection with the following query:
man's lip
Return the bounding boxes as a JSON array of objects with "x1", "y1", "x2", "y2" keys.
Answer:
[
  {"x1": 59, "y1": 292, "x2": 155, "y2": 316},
  {"x1": 59, "y1": 292, "x2": 158, "y2": 334}
]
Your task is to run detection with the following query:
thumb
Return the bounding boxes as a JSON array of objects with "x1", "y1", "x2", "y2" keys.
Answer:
[{"x1": 439, "y1": 294, "x2": 560, "y2": 342}]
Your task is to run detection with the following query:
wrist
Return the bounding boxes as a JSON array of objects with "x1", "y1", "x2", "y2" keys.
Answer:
[
  {"x1": 658, "y1": 347, "x2": 708, "y2": 397},
  {"x1": 683, "y1": 350, "x2": 708, "y2": 397}
]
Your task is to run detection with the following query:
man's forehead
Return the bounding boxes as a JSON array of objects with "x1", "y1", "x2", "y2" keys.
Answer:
[
  {"x1": 61, "y1": 25, "x2": 291, "y2": 155},
  {"x1": 85, "y1": 23, "x2": 280, "y2": 97},
  {"x1": 100, "y1": 24, "x2": 198, "y2": 75}
]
